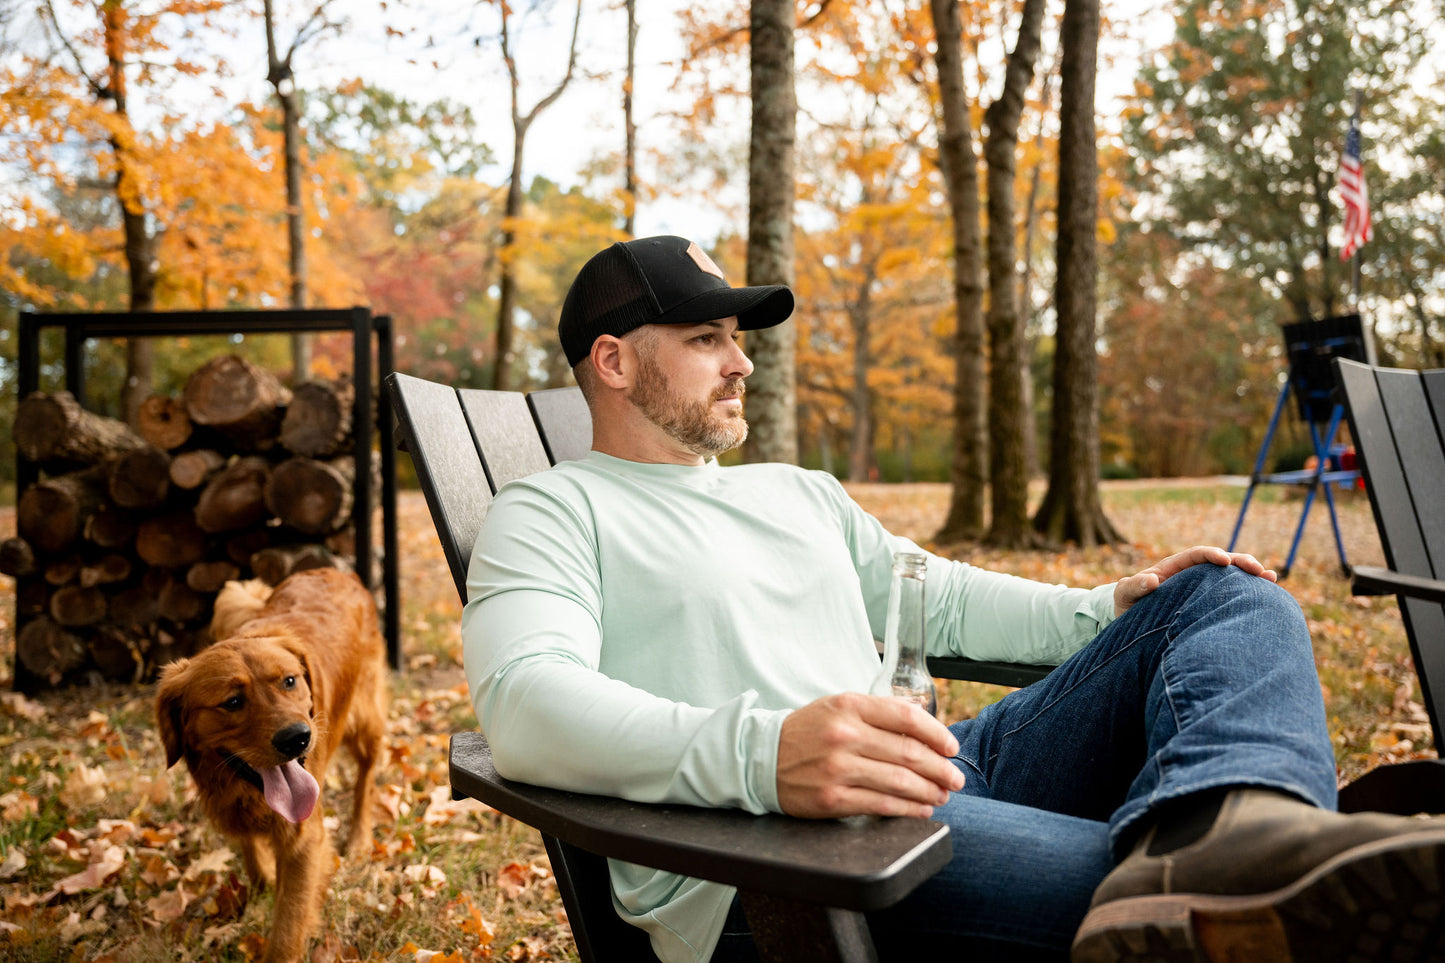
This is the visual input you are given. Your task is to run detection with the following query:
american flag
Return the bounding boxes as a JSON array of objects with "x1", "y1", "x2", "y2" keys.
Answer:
[{"x1": 1337, "y1": 108, "x2": 1372, "y2": 261}]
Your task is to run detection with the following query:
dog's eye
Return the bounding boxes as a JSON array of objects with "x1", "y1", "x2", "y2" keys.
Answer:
[
  {"x1": 282, "y1": 675, "x2": 297, "y2": 689},
  {"x1": 221, "y1": 694, "x2": 245, "y2": 711}
]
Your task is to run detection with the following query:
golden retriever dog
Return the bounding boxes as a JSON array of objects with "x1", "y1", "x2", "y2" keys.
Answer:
[{"x1": 156, "y1": 567, "x2": 387, "y2": 963}]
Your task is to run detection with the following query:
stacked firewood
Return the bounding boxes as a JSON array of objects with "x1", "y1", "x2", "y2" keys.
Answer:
[{"x1": 3, "y1": 355, "x2": 369, "y2": 688}]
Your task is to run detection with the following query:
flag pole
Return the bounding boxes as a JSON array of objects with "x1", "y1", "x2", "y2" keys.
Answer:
[{"x1": 1350, "y1": 89, "x2": 1363, "y2": 311}]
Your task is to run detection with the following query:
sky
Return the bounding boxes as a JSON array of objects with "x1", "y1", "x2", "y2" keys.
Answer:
[
  {"x1": 220, "y1": 0, "x2": 1177, "y2": 241},
  {"x1": 237, "y1": 0, "x2": 711, "y2": 237},
  {"x1": 6, "y1": 0, "x2": 1176, "y2": 241}
]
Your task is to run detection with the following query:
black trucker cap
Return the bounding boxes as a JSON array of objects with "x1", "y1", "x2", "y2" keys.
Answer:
[{"x1": 558, "y1": 235, "x2": 794, "y2": 367}]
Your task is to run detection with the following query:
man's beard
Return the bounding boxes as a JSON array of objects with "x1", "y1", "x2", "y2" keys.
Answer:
[{"x1": 630, "y1": 349, "x2": 748, "y2": 458}]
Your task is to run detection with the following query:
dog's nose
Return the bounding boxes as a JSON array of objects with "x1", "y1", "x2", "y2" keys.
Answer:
[{"x1": 272, "y1": 722, "x2": 312, "y2": 759}]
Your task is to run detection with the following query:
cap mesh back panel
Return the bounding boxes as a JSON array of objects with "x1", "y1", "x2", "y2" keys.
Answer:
[{"x1": 578, "y1": 247, "x2": 657, "y2": 337}]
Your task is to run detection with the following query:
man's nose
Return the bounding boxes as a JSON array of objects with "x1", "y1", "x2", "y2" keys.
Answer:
[{"x1": 726, "y1": 338, "x2": 754, "y2": 378}]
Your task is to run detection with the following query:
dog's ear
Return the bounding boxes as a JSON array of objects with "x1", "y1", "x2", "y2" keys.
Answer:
[{"x1": 154, "y1": 659, "x2": 192, "y2": 768}]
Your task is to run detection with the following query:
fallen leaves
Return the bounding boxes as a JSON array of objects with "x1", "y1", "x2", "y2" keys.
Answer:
[
  {"x1": 422, "y1": 784, "x2": 494, "y2": 828},
  {"x1": 59, "y1": 762, "x2": 109, "y2": 809},
  {"x1": 495, "y1": 861, "x2": 551, "y2": 901},
  {"x1": 5, "y1": 486, "x2": 1408, "y2": 963}
]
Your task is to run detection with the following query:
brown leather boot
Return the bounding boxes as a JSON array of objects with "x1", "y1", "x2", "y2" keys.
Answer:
[{"x1": 1072, "y1": 789, "x2": 1445, "y2": 962}]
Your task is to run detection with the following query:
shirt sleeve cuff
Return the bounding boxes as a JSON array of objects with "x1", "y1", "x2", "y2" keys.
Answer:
[
  {"x1": 748, "y1": 708, "x2": 791, "y2": 814},
  {"x1": 1086, "y1": 582, "x2": 1119, "y2": 632}
]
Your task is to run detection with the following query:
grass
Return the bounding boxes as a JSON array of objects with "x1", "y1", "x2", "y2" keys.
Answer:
[{"x1": 0, "y1": 480, "x2": 1433, "y2": 962}]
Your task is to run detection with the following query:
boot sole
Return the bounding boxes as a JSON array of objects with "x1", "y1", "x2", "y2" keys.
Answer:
[{"x1": 1072, "y1": 831, "x2": 1445, "y2": 962}]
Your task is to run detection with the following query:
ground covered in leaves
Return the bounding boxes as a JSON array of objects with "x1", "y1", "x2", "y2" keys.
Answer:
[{"x1": 0, "y1": 480, "x2": 1432, "y2": 962}]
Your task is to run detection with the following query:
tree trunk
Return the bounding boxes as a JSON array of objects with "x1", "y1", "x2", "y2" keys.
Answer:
[
  {"x1": 1018, "y1": 62, "x2": 1057, "y2": 484},
  {"x1": 847, "y1": 272, "x2": 875, "y2": 482},
  {"x1": 100, "y1": 0, "x2": 156, "y2": 426},
  {"x1": 494, "y1": 155, "x2": 524, "y2": 392},
  {"x1": 494, "y1": 0, "x2": 582, "y2": 390},
  {"x1": 265, "y1": 0, "x2": 311, "y2": 382},
  {"x1": 929, "y1": 0, "x2": 987, "y2": 542},
  {"x1": 983, "y1": 0, "x2": 1047, "y2": 548},
  {"x1": 744, "y1": 0, "x2": 798, "y2": 465},
  {"x1": 624, "y1": 0, "x2": 638, "y2": 236},
  {"x1": 1032, "y1": 0, "x2": 1121, "y2": 547},
  {"x1": 118, "y1": 175, "x2": 156, "y2": 428}
]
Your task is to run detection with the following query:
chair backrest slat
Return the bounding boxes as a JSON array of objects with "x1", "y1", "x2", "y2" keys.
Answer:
[
  {"x1": 385, "y1": 373, "x2": 493, "y2": 603},
  {"x1": 1337, "y1": 358, "x2": 1445, "y2": 750},
  {"x1": 458, "y1": 389, "x2": 553, "y2": 490},
  {"x1": 1376, "y1": 369, "x2": 1445, "y2": 576},
  {"x1": 527, "y1": 386, "x2": 593, "y2": 464}
]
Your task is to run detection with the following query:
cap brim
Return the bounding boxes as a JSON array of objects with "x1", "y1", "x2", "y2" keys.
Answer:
[{"x1": 652, "y1": 285, "x2": 794, "y2": 331}]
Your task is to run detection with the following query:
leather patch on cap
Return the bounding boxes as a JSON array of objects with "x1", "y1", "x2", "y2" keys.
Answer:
[{"x1": 686, "y1": 241, "x2": 725, "y2": 280}]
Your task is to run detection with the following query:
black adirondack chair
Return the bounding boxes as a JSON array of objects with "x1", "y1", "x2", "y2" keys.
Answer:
[
  {"x1": 387, "y1": 372, "x2": 958, "y2": 962},
  {"x1": 1333, "y1": 359, "x2": 1445, "y2": 813}
]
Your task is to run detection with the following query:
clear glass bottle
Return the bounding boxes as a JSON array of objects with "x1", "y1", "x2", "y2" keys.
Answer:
[{"x1": 873, "y1": 551, "x2": 936, "y2": 717}]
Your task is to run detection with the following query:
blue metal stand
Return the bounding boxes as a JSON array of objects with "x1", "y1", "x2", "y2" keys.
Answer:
[{"x1": 1228, "y1": 380, "x2": 1358, "y2": 578}]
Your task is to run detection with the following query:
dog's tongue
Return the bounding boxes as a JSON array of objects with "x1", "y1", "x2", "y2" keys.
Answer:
[{"x1": 257, "y1": 760, "x2": 319, "y2": 824}]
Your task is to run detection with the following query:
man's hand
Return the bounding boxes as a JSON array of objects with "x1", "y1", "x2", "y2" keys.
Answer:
[
  {"x1": 776, "y1": 692, "x2": 965, "y2": 819},
  {"x1": 1114, "y1": 545, "x2": 1277, "y2": 617}
]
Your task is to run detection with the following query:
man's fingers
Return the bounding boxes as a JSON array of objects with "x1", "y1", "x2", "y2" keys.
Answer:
[
  {"x1": 794, "y1": 784, "x2": 941, "y2": 820},
  {"x1": 776, "y1": 693, "x2": 966, "y2": 819},
  {"x1": 856, "y1": 695, "x2": 959, "y2": 757},
  {"x1": 1117, "y1": 546, "x2": 1281, "y2": 616},
  {"x1": 788, "y1": 752, "x2": 955, "y2": 818}
]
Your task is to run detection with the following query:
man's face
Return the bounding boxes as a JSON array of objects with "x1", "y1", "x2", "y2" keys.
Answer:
[{"x1": 627, "y1": 318, "x2": 753, "y2": 459}]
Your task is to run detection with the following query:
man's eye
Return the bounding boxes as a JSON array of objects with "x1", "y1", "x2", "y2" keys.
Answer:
[
  {"x1": 694, "y1": 333, "x2": 714, "y2": 344},
  {"x1": 221, "y1": 695, "x2": 245, "y2": 711}
]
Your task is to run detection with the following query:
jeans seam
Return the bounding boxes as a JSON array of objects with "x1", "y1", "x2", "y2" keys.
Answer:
[
  {"x1": 983, "y1": 621, "x2": 1172, "y2": 770},
  {"x1": 1145, "y1": 632, "x2": 1188, "y2": 809}
]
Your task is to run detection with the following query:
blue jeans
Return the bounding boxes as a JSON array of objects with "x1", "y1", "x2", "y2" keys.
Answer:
[{"x1": 714, "y1": 564, "x2": 1338, "y2": 961}]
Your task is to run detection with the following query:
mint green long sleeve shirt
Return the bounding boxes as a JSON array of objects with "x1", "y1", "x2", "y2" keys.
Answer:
[{"x1": 461, "y1": 452, "x2": 1117, "y2": 962}]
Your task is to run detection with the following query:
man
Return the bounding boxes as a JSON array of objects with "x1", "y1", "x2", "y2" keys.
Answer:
[{"x1": 462, "y1": 235, "x2": 1445, "y2": 963}]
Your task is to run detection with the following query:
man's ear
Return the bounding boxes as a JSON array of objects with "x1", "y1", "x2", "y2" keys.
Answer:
[
  {"x1": 154, "y1": 660, "x2": 192, "y2": 768},
  {"x1": 590, "y1": 335, "x2": 631, "y2": 389}
]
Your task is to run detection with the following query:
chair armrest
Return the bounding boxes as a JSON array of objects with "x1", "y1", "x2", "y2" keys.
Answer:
[
  {"x1": 448, "y1": 732, "x2": 951, "y2": 912},
  {"x1": 1351, "y1": 565, "x2": 1445, "y2": 605},
  {"x1": 928, "y1": 656, "x2": 1053, "y2": 688}
]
